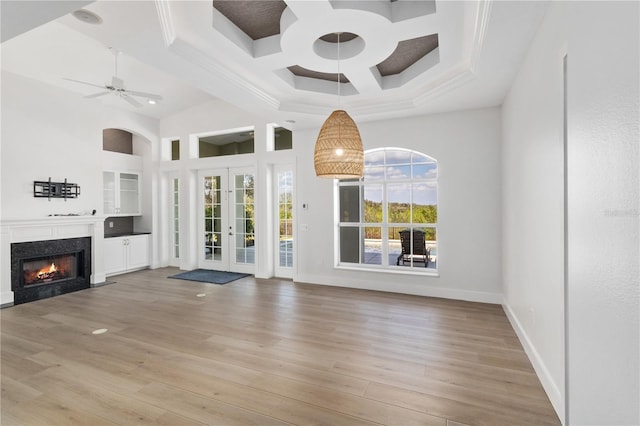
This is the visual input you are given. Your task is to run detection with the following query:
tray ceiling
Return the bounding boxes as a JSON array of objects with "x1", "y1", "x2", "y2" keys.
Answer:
[{"x1": 1, "y1": 0, "x2": 550, "y2": 127}]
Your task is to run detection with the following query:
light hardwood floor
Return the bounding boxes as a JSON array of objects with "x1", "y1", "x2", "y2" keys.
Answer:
[{"x1": 1, "y1": 268, "x2": 560, "y2": 425}]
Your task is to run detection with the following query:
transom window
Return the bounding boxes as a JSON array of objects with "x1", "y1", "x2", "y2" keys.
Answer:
[{"x1": 337, "y1": 148, "x2": 437, "y2": 272}]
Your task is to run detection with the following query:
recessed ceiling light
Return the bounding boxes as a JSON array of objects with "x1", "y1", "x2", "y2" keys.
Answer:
[
  {"x1": 72, "y1": 9, "x2": 103, "y2": 25},
  {"x1": 92, "y1": 328, "x2": 108, "y2": 335},
  {"x1": 147, "y1": 99, "x2": 157, "y2": 105},
  {"x1": 196, "y1": 293, "x2": 206, "y2": 297}
]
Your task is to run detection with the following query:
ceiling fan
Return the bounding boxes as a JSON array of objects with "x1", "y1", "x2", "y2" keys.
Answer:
[{"x1": 64, "y1": 48, "x2": 162, "y2": 108}]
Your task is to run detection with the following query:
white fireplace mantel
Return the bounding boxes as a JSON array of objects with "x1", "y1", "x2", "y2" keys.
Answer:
[{"x1": 0, "y1": 215, "x2": 107, "y2": 306}]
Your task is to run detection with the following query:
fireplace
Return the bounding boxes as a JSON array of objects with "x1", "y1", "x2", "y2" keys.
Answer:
[{"x1": 11, "y1": 237, "x2": 91, "y2": 305}]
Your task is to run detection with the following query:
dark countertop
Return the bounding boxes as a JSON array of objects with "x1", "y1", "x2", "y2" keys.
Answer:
[{"x1": 104, "y1": 232, "x2": 151, "y2": 238}]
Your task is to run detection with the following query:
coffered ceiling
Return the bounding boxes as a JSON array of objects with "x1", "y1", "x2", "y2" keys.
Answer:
[{"x1": 1, "y1": 0, "x2": 549, "y2": 128}]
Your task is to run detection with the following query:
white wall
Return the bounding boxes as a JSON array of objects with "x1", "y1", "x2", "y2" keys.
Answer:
[
  {"x1": 501, "y1": 1, "x2": 566, "y2": 419},
  {"x1": 503, "y1": 1, "x2": 640, "y2": 424},
  {"x1": 566, "y1": 2, "x2": 639, "y2": 424},
  {"x1": 295, "y1": 107, "x2": 503, "y2": 302},
  {"x1": 158, "y1": 102, "x2": 502, "y2": 302},
  {"x1": 0, "y1": 71, "x2": 159, "y2": 219}
]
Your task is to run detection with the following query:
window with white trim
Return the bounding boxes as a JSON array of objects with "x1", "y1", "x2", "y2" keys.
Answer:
[{"x1": 337, "y1": 148, "x2": 437, "y2": 272}]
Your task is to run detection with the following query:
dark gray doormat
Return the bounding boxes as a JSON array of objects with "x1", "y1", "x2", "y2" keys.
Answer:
[{"x1": 168, "y1": 269, "x2": 250, "y2": 285}]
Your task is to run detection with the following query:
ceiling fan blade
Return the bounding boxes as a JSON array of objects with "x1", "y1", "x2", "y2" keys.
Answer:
[
  {"x1": 125, "y1": 90, "x2": 163, "y2": 101},
  {"x1": 121, "y1": 94, "x2": 143, "y2": 108},
  {"x1": 84, "y1": 91, "x2": 112, "y2": 99},
  {"x1": 63, "y1": 78, "x2": 107, "y2": 90}
]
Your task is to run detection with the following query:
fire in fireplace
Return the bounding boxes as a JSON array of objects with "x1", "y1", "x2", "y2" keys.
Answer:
[
  {"x1": 11, "y1": 237, "x2": 91, "y2": 305},
  {"x1": 23, "y1": 254, "x2": 78, "y2": 286}
]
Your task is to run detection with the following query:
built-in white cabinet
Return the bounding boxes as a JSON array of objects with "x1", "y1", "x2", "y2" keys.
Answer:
[
  {"x1": 103, "y1": 171, "x2": 141, "y2": 216},
  {"x1": 104, "y1": 234, "x2": 150, "y2": 276}
]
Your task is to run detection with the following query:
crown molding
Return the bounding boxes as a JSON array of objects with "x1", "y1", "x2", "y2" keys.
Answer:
[
  {"x1": 349, "y1": 99, "x2": 417, "y2": 117},
  {"x1": 154, "y1": 0, "x2": 176, "y2": 47},
  {"x1": 470, "y1": 0, "x2": 494, "y2": 73},
  {"x1": 156, "y1": 1, "x2": 279, "y2": 111},
  {"x1": 413, "y1": 67, "x2": 475, "y2": 107},
  {"x1": 279, "y1": 101, "x2": 331, "y2": 116},
  {"x1": 411, "y1": 0, "x2": 492, "y2": 108},
  {"x1": 169, "y1": 38, "x2": 280, "y2": 110}
]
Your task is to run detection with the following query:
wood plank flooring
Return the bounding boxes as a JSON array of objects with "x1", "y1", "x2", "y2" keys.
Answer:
[{"x1": 1, "y1": 268, "x2": 560, "y2": 425}]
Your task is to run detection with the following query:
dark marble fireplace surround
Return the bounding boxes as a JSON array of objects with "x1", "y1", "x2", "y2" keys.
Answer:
[{"x1": 11, "y1": 237, "x2": 91, "y2": 305}]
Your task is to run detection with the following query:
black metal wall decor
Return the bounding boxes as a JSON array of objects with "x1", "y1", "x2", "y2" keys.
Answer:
[{"x1": 33, "y1": 178, "x2": 80, "y2": 201}]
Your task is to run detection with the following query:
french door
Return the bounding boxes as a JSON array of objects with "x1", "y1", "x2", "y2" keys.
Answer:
[
  {"x1": 169, "y1": 175, "x2": 180, "y2": 267},
  {"x1": 274, "y1": 166, "x2": 294, "y2": 278},
  {"x1": 198, "y1": 167, "x2": 255, "y2": 274}
]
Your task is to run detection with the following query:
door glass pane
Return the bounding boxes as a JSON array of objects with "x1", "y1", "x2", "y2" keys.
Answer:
[
  {"x1": 173, "y1": 178, "x2": 180, "y2": 259},
  {"x1": 236, "y1": 204, "x2": 245, "y2": 218},
  {"x1": 213, "y1": 233, "x2": 222, "y2": 261},
  {"x1": 205, "y1": 232, "x2": 213, "y2": 260},
  {"x1": 278, "y1": 170, "x2": 293, "y2": 268},
  {"x1": 233, "y1": 173, "x2": 255, "y2": 265},
  {"x1": 204, "y1": 175, "x2": 222, "y2": 262}
]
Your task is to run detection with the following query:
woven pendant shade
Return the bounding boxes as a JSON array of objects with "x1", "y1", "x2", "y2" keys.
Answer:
[{"x1": 314, "y1": 109, "x2": 364, "y2": 179}]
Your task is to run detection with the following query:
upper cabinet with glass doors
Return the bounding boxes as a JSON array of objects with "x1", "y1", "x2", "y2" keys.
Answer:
[{"x1": 103, "y1": 171, "x2": 141, "y2": 216}]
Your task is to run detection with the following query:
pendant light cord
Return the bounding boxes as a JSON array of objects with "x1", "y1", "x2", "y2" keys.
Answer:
[{"x1": 337, "y1": 32, "x2": 341, "y2": 108}]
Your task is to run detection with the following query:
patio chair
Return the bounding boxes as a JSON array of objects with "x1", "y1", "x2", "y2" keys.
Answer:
[{"x1": 396, "y1": 229, "x2": 430, "y2": 267}]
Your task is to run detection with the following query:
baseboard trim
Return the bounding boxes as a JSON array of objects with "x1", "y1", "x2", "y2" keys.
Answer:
[
  {"x1": 294, "y1": 273, "x2": 502, "y2": 304},
  {"x1": 502, "y1": 300, "x2": 564, "y2": 423},
  {"x1": 92, "y1": 273, "x2": 107, "y2": 285},
  {"x1": 1, "y1": 291, "x2": 14, "y2": 307},
  {"x1": 91, "y1": 281, "x2": 117, "y2": 288}
]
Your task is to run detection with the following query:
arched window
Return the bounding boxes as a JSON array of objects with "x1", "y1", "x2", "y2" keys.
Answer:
[{"x1": 337, "y1": 148, "x2": 437, "y2": 272}]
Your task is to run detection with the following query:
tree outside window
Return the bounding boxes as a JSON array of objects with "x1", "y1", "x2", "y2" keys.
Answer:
[{"x1": 338, "y1": 148, "x2": 437, "y2": 271}]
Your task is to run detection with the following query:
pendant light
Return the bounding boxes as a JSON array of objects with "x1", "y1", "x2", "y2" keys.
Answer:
[{"x1": 314, "y1": 33, "x2": 364, "y2": 179}]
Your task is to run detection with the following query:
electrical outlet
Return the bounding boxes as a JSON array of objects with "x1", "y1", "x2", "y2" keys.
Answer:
[{"x1": 109, "y1": 221, "x2": 114, "y2": 228}]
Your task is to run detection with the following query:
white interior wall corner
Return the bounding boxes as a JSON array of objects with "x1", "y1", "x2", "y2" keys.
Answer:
[{"x1": 500, "y1": 1, "x2": 566, "y2": 420}]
